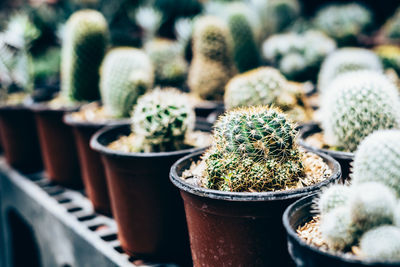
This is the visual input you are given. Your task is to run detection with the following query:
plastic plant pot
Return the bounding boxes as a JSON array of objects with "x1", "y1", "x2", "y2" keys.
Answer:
[
  {"x1": 194, "y1": 101, "x2": 224, "y2": 118},
  {"x1": 298, "y1": 123, "x2": 353, "y2": 181},
  {"x1": 90, "y1": 124, "x2": 211, "y2": 266},
  {"x1": 32, "y1": 103, "x2": 82, "y2": 189},
  {"x1": 0, "y1": 105, "x2": 42, "y2": 173},
  {"x1": 169, "y1": 150, "x2": 341, "y2": 267},
  {"x1": 283, "y1": 194, "x2": 400, "y2": 267},
  {"x1": 63, "y1": 113, "x2": 130, "y2": 216}
]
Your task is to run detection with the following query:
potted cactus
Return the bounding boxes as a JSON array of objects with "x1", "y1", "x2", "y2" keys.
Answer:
[
  {"x1": 170, "y1": 106, "x2": 341, "y2": 266},
  {"x1": 91, "y1": 88, "x2": 212, "y2": 265},
  {"x1": 300, "y1": 68, "x2": 400, "y2": 179},
  {"x1": 284, "y1": 130, "x2": 400, "y2": 266}
]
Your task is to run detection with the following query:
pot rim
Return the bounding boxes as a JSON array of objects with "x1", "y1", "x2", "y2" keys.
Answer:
[
  {"x1": 282, "y1": 194, "x2": 400, "y2": 266},
  {"x1": 0, "y1": 103, "x2": 31, "y2": 111},
  {"x1": 30, "y1": 101, "x2": 81, "y2": 113},
  {"x1": 169, "y1": 149, "x2": 341, "y2": 202},
  {"x1": 63, "y1": 112, "x2": 131, "y2": 128},
  {"x1": 194, "y1": 100, "x2": 224, "y2": 110},
  {"x1": 90, "y1": 124, "x2": 208, "y2": 158},
  {"x1": 298, "y1": 122, "x2": 354, "y2": 160}
]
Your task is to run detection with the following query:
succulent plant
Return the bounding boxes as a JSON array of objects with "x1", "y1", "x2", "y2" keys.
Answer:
[
  {"x1": 360, "y1": 226, "x2": 400, "y2": 262},
  {"x1": 375, "y1": 45, "x2": 400, "y2": 75},
  {"x1": 131, "y1": 88, "x2": 195, "y2": 152},
  {"x1": 61, "y1": 10, "x2": 109, "y2": 102},
  {"x1": 205, "y1": 106, "x2": 305, "y2": 192},
  {"x1": 144, "y1": 38, "x2": 188, "y2": 87},
  {"x1": 320, "y1": 71, "x2": 400, "y2": 152},
  {"x1": 353, "y1": 130, "x2": 400, "y2": 196},
  {"x1": 262, "y1": 30, "x2": 336, "y2": 81},
  {"x1": 100, "y1": 47, "x2": 154, "y2": 118},
  {"x1": 188, "y1": 16, "x2": 236, "y2": 100},
  {"x1": 314, "y1": 3, "x2": 372, "y2": 46},
  {"x1": 133, "y1": 6, "x2": 162, "y2": 43},
  {"x1": 317, "y1": 48, "x2": 383, "y2": 92},
  {"x1": 316, "y1": 184, "x2": 350, "y2": 215},
  {"x1": 33, "y1": 47, "x2": 61, "y2": 86}
]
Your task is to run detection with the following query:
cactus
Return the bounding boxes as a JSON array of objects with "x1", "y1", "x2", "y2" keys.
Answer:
[
  {"x1": 262, "y1": 30, "x2": 336, "y2": 81},
  {"x1": 100, "y1": 47, "x2": 154, "y2": 118},
  {"x1": 352, "y1": 130, "x2": 400, "y2": 196},
  {"x1": 320, "y1": 71, "x2": 400, "y2": 152},
  {"x1": 133, "y1": 6, "x2": 162, "y2": 43},
  {"x1": 188, "y1": 16, "x2": 236, "y2": 100},
  {"x1": 316, "y1": 184, "x2": 350, "y2": 215},
  {"x1": 314, "y1": 3, "x2": 372, "y2": 46},
  {"x1": 61, "y1": 10, "x2": 109, "y2": 102},
  {"x1": 144, "y1": 38, "x2": 188, "y2": 87},
  {"x1": 317, "y1": 48, "x2": 383, "y2": 92},
  {"x1": 205, "y1": 106, "x2": 305, "y2": 192},
  {"x1": 375, "y1": 45, "x2": 400, "y2": 75},
  {"x1": 131, "y1": 88, "x2": 195, "y2": 152},
  {"x1": 360, "y1": 226, "x2": 400, "y2": 262}
]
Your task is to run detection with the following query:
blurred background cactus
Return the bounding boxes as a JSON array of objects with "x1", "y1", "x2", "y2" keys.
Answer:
[
  {"x1": 375, "y1": 45, "x2": 400, "y2": 76},
  {"x1": 380, "y1": 7, "x2": 400, "y2": 42}
]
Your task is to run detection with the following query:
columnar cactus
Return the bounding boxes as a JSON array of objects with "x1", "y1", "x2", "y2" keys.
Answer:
[
  {"x1": 100, "y1": 48, "x2": 154, "y2": 118},
  {"x1": 205, "y1": 106, "x2": 305, "y2": 192},
  {"x1": 314, "y1": 3, "x2": 372, "y2": 46},
  {"x1": 61, "y1": 10, "x2": 109, "y2": 101},
  {"x1": 131, "y1": 88, "x2": 195, "y2": 152},
  {"x1": 320, "y1": 71, "x2": 400, "y2": 152},
  {"x1": 317, "y1": 48, "x2": 383, "y2": 92},
  {"x1": 360, "y1": 226, "x2": 400, "y2": 262},
  {"x1": 353, "y1": 130, "x2": 400, "y2": 196},
  {"x1": 144, "y1": 38, "x2": 188, "y2": 87},
  {"x1": 188, "y1": 16, "x2": 236, "y2": 100}
]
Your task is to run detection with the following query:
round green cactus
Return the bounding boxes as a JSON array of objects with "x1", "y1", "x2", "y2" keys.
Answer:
[
  {"x1": 317, "y1": 48, "x2": 383, "y2": 92},
  {"x1": 316, "y1": 184, "x2": 350, "y2": 215},
  {"x1": 353, "y1": 130, "x2": 400, "y2": 196},
  {"x1": 205, "y1": 106, "x2": 304, "y2": 192},
  {"x1": 188, "y1": 16, "x2": 236, "y2": 100},
  {"x1": 320, "y1": 70, "x2": 400, "y2": 152},
  {"x1": 131, "y1": 88, "x2": 195, "y2": 153},
  {"x1": 360, "y1": 226, "x2": 400, "y2": 262},
  {"x1": 100, "y1": 47, "x2": 154, "y2": 118},
  {"x1": 314, "y1": 3, "x2": 372, "y2": 46},
  {"x1": 61, "y1": 10, "x2": 109, "y2": 102}
]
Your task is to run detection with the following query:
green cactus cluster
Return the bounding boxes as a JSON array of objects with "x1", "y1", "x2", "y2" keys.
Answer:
[
  {"x1": 262, "y1": 30, "x2": 336, "y2": 81},
  {"x1": 205, "y1": 106, "x2": 305, "y2": 192},
  {"x1": 144, "y1": 38, "x2": 188, "y2": 87},
  {"x1": 375, "y1": 45, "x2": 400, "y2": 75},
  {"x1": 314, "y1": 3, "x2": 372, "y2": 46},
  {"x1": 131, "y1": 88, "x2": 195, "y2": 153},
  {"x1": 320, "y1": 70, "x2": 400, "y2": 152},
  {"x1": 61, "y1": 10, "x2": 109, "y2": 102},
  {"x1": 188, "y1": 16, "x2": 237, "y2": 101},
  {"x1": 100, "y1": 47, "x2": 154, "y2": 118},
  {"x1": 317, "y1": 48, "x2": 383, "y2": 92}
]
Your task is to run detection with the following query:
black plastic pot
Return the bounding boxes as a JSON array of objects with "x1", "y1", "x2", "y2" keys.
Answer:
[
  {"x1": 90, "y1": 123, "x2": 211, "y2": 266},
  {"x1": 170, "y1": 149, "x2": 341, "y2": 267},
  {"x1": 283, "y1": 194, "x2": 400, "y2": 267},
  {"x1": 194, "y1": 101, "x2": 224, "y2": 118},
  {"x1": 299, "y1": 123, "x2": 353, "y2": 181}
]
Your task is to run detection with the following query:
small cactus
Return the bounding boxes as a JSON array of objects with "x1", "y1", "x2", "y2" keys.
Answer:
[
  {"x1": 188, "y1": 16, "x2": 236, "y2": 101},
  {"x1": 317, "y1": 48, "x2": 383, "y2": 92},
  {"x1": 360, "y1": 226, "x2": 400, "y2": 262},
  {"x1": 100, "y1": 47, "x2": 154, "y2": 118},
  {"x1": 316, "y1": 184, "x2": 350, "y2": 215},
  {"x1": 131, "y1": 88, "x2": 195, "y2": 153},
  {"x1": 205, "y1": 106, "x2": 305, "y2": 192},
  {"x1": 353, "y1": 130, "x2": 400, "y2": 196},
  {"x1": 320, "y1": 70, "x2": 400, "y2": 152},
  {"x1": 61, "y1": 10, "x2": 109, "y2": 102},
  {"x1": 314, "y1": 3, "x2": 372, "y2": 46}
]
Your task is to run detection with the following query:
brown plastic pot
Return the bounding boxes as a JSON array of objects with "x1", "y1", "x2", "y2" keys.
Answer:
[
  {"x1": 170, "y1": 150, "x2": 341, "y2": 267},
  {"x1": 90, "y1": 124, "x2": 210, "y2": 266},
  {"x1": 0, "y1": 105, "x2": 42, "y2": 173},
  {"x1": 64, "y1": 114, "x2": 130, "y2": 216},
  {"x1": 32, "y1": 103, "x2": 82, "y2": 188},
  {"x1": 283, "y1": 194, "x2": 400, "y2": 267},
  {"x1": 298, "y1": 122, "x2": 353, "y2": 181}
]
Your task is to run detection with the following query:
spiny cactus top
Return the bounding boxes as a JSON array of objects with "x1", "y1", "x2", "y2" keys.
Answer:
[
  {"x1": 321, "y1": 70, "x2": 400, "y2": 152},
  {"x1": 314, "y1": 3, "x2": 372, "y2": 45},
  {"x1": 316, "y1": 184, "x2": 350, "y2": 215},
  {"x1": 131, "y1": 88, "x2": 195, "y2": 152},
  {"x1": 360, "y1": 226, "x2": 400, "y2": 262},
  {"x1": 61, "y1": 10, "x2": 109, "y2": 102},
  {"x1": 353, "y1": 130, "x2": 400, "y2": 196},
  {"x1": 317, "y1": 47, "x2": 383, "y2": 92},
  {"x1": 100, "y1": 47, "x2": 154, "y2": 118},
  {"x1": 224, "y1": 67, "x2": 286, "y2": 109},
  {"x1": 205, "y1": 106, "x2": 305, "y2": 192}
]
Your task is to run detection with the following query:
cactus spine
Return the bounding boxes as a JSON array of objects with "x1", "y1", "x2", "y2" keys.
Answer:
[{"x1": 360, "y1": 226, "x2": 400, "y2": 262}]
